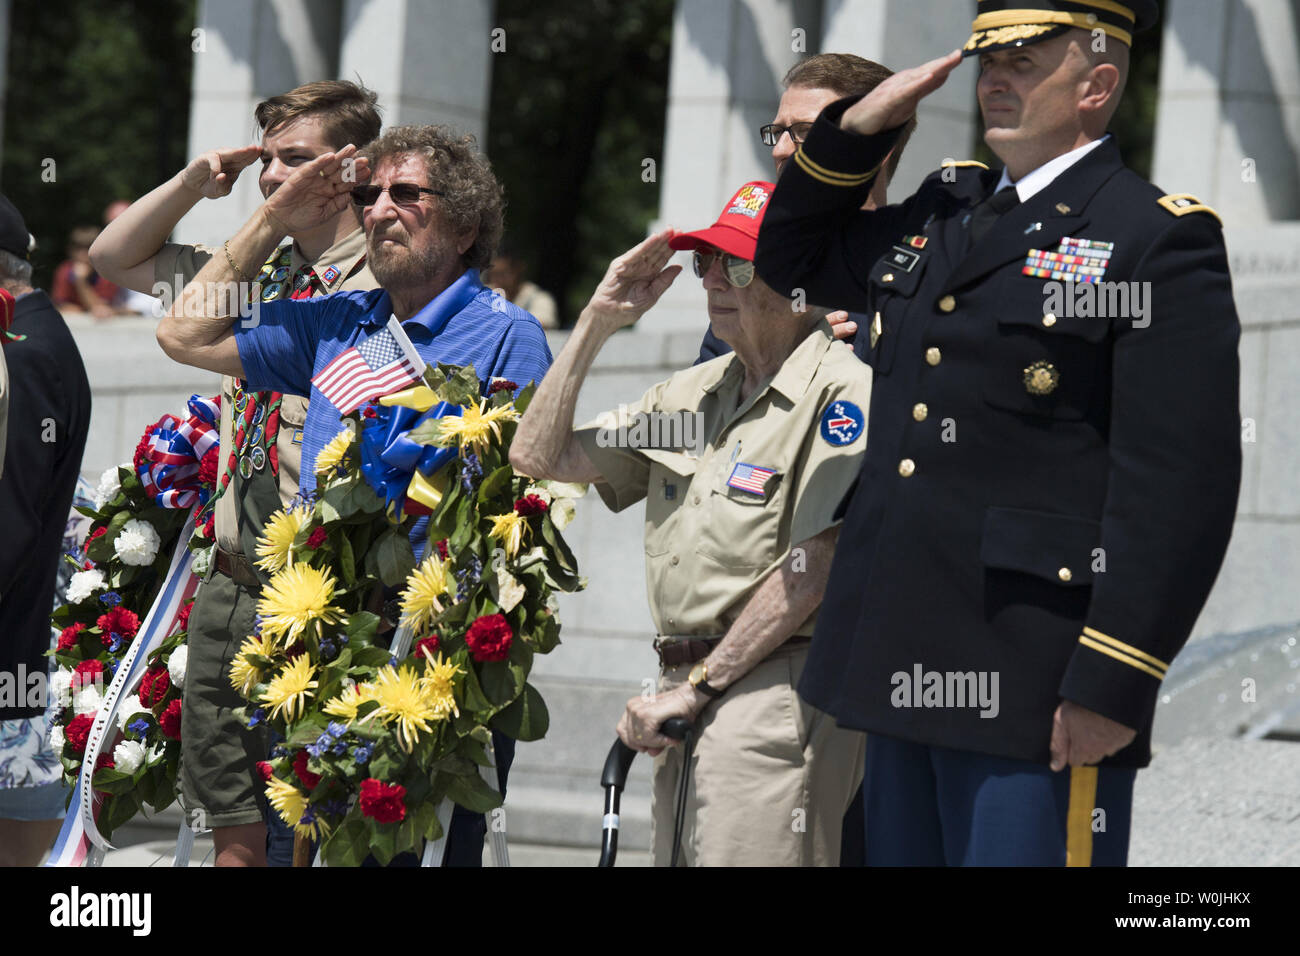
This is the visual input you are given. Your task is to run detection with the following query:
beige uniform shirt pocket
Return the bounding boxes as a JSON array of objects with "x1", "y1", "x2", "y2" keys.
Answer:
[
  {"x1": 695, "y1": 469, "x2": 784, "y2": 571},
  {"x1": 276, "y1": 394, "x2": 309, "y2": 508}
]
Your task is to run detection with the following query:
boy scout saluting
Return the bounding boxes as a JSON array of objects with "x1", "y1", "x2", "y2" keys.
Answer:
[
  {"x1": 512, "y1": 185, "x2": 870, "y2": 866},
  {"x1": 755, "y1": 1, "x2": 1240, "y2": 865},
  {"x1": 91, "y1": 81, "x2": 381, "y2": 867}
]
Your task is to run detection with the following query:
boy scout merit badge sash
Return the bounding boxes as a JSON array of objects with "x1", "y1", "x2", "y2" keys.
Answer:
[
  {"x1": 1022, "y1": 237, "x2": 1114, "y2": 283},
  {"x1": 819, "y1": 401, "x2": 865, "y2": 446}
]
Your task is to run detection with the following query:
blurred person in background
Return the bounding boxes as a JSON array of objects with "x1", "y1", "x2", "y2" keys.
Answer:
[
  {"x1": 483, "y1": 241, "x2": 559, "y2": 329},
  {"x1": 50, "y1": 225, "x2": 132, "y2": 320}
]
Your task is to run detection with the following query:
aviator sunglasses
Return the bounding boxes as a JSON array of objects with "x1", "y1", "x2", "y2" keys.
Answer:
[
  {"x1": 692, "y1": 248, "x2": 756, "y2": 288},
  {"x1": 350, "y1": 182, "x2": 444, "y2": 207}
]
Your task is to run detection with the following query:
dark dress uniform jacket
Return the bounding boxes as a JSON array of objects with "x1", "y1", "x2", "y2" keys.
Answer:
[
  {"x1": 0, "y1": 291, "x2": 91, "y2": 719},
  {"x1": 754, "y1": 97, "x2": 1241, "y2": 767}
]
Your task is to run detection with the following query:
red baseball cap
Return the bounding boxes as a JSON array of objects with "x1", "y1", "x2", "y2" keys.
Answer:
[{"x1": 668, "y1": 181, "x2": 775, "y2": 262}]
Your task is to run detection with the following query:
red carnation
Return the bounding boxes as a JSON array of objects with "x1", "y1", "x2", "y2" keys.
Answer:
[
  {"x1": 359, "y1": 778, "x2": 407, "y2": 824},
  {"x1": 293, "y1": 750, "x2": 321, "y2": 790},
  {"x1": 85, "y1": 527, "x2": 107, "y2": 550},
  {"x1": 362, "y1": 406, "x2": 378, "y2": 419},
  {"x1": 175, "y1": 599, "x2": 194, "y2": 634},
  {"x1": 95, "y1": 753, "x2": 115, "y2": 771},
  {"x1": 72, "y1": 658, "x2": 104, "y2": 689},
  {"x1": 159, "y1": 699, "x2": 182, "y2": 739},
  {"x1": 413, "y1": 635, "x2": 440, "y2": 661},
  {"x1": 96, "y1": 606, "x2": 140, "y2": 645},
  {"x1": 513, "y1": 494, "x2": 549, "y2": 517},
  {"x1": 57, "y1": 622, "x2": 86, "y2": 651},
  {"x1": 201, "y1": 512, "x2": 216, "y2": 539},
  {"x1": 489, "y1": 379, "x2": 518, "y2": 394},
  {"x1": 198, "y1": 445, "x2": 221, "y2": 486},
  {"x1": 138, "y1": 666, "x2": 171, "y2": 707},
  {"x1": 435, "y1": 539, "x2": 449, "y2": 561},
  {"x1": 255, "y1": 761, "x2": 274, "y2": 781},
  {"x1": 65, "y1": 715, "x2": 94, "y2": 754},
  {"x1": 464, "y1": 613, "x2": 513, "y2": 663},
  {"x1": 306, "y1": 527, "x2": 328, "y2": 550}
]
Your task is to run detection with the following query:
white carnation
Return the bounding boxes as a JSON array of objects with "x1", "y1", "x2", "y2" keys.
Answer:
[
  {"x1": 92, "y1": 466, "x2": 124, "y2": 510},
  {"x1": 49, "y1": 724, "x2": 66, "y2": 752},
  {"x1": 115, "y1": 519, "x2": 161, "y2": 567},
  {"x1": 66, "y1": 568, "x2": 106, "y2": 605},
  {"x1": 50, "y1": 668, "x2": 74, "y2": 708},
  {"x1": 112, "y1": 739, "x2": 146, "y2": 775},
  {"x1": 117, "y1": 700, "x2": 151, "y2": 733},
  {"x1": 73, "y1": 683, "x2": 103, "y2": 717},
  {"x1": 167, "y1": 644, "x2": 188, "y2": 690}
]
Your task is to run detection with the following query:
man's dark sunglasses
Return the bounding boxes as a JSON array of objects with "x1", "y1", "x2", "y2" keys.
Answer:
[
  {"x1": 759, "y1": 122, "x2": 814, "y2": 147},
  {"x1": 350, "y1": 183, "x2": 444, "y2": 207}
]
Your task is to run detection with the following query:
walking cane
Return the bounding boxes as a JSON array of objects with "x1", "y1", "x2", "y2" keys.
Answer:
[{"x1": 597, "y1": 716, "x2": 693, "y2": 867}]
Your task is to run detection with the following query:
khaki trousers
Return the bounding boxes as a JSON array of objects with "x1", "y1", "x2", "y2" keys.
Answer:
[{"x1": 651, "y1": 643, "x2": 864, "y2": 866}]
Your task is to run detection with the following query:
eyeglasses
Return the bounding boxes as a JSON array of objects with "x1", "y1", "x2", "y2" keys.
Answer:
[
  {"x1": 350, "y1": 183, "x2": 444, "y2": 207},
  {"x1": 693, "y1": 248, "x2": 755, "y2": 288},
  {"x1": 759, "y1": 122, "x2": 814, "y2": 147}
]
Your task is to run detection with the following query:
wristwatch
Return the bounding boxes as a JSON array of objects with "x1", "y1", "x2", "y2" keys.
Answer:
[{"x1": 688, "y1": 661, "x2": 725, "y2": 699}]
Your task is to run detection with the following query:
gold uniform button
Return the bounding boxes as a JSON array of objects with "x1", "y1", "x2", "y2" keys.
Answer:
[
  {"x1": 925, "y1": 346, "x2": 942, "y2": 366},
  {"x1": 898, "y1": 458, "x2": 915, "y2": 477},
  {"x1": 882, "y1": 273, "x2": 895, "y2": 283},
  {"x1": 1058, "y1": 567, "x2": 1073, "y2": 582},
  {"x1": 1042, "y1": 313, "x2": 1057, "y2": 328},
  {"x1": 1024, "y1": 360, "x2": 1060, "y2": 395},
  {"x1": 938, "y1": 295, "x2": 957, "y2": 313},
  {"x1": 913, "y1": 403, "x2": 928, "y2": 422}
]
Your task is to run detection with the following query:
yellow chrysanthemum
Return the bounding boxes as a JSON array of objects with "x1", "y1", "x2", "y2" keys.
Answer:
[
  {"x1": 436, "y1": 400, "x2": 519, "y2": 454},
  {"x1": 254, "y1": 508, "x2": 309, "y2": 573},
  {"x1": 398, "y1": 555, "x2": 453, "y2": 633},
  {"x1": 322, "y1": 681, "x2": 375, "y2": 722},
  {"x1": 420, "y1": 653, "x2": 462, "y2": 722},
  {"x1": 315, "y1": 428, "x2": 355, "y2": 476},
  {"x1": 259, "y1": 653, "x2": 318, "y2": 722},
  {"x1": 257, "y1": 564, "x2": 346, "y2": 647},
  {"x1": 265, "y1": 776, "x2": 307, "y2": 829},
  {"x1": 228, "y1": 632, "x2": 278, "y2": 697},
  {"x1": 487, "y1": 511, "x2": 527, "y2": 559},
  {"x1": 364, "y1": 664, "x2": 442, "y2": 752}
]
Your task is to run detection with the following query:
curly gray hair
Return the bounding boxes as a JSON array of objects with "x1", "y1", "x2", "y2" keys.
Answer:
[{"x1": 360, "y1": 125, "x2": 505, "y2": 271}]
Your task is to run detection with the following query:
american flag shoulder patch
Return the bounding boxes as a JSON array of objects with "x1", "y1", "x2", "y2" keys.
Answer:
[{"x1": 727, "y1": 462, "x2": 777, "y2": 496}]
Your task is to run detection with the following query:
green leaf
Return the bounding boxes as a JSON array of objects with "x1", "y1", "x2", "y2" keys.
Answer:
[
  {"x1": 458, "y1": 656, "x2": 495, "y2": 713},
  {"x1": 445, "y1": 770, "x2": 504, "y2": 814},
  {"x1": 478, "y1": 659, "x2": 525, "y2": 707},
  {"x1": 324, "y1": 815, "x2": 371, "y2": 868},
  {"x1": 372, "y1": 530, "x2": 416, "y2": 587},
  {"x1": 344, "y1": 611, "x2": 380, "y2": 648},
  {"x1": 490, "y1": 682, "x2": 550, "y2": 741},
  {"x1": 477, "y1": 465, "x2": 512, "y2": 504},
  {"x1": 370, "y1": 819, "x2": 398, "y2": 865}
]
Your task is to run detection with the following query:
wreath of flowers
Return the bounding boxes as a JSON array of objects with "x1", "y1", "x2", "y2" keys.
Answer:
[
  {"x1": 230, "y1": 365, "x2": 586, "y2": 865},
  {"x1": 47, "y1": 400, "x2": 219, "y2": 840}
]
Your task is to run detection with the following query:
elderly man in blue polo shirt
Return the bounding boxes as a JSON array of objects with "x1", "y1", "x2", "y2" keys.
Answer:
[{"x1": 156, "y1": 125, "x2": 552, "y2": 865}]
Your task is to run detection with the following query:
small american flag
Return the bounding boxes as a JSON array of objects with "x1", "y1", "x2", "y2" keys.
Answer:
[
  {"x1": 727, "y1": 462, "x2": 777, "y2": 496},
  {"x1": 312, "y1": 316, "x2": 426, "y2": 414}
]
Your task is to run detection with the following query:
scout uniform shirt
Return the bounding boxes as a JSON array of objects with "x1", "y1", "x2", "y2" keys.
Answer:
[
  {"x1": 575, "y1": 320, "x2": 871, "y2": 638},
  {"x1": 154, "y1": 228, "x2": 374, "y2": 568}
]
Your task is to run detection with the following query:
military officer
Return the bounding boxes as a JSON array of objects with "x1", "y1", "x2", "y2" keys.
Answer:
[{"x1": 754, "y1": 0, "x2": 1241, "y2": 866}]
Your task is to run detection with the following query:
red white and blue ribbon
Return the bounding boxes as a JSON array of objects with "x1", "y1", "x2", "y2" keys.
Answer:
[
  {"x1": 44, "y1": 510, "x2": 200, "y2": 865},
  {"x1": 137, "y1": 395, "x2": 220, "y2": 509}
]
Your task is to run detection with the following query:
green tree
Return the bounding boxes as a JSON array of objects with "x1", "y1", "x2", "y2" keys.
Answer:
[
  {"x1": 487, "y1": 0, "x2": 674, "y2": 325},
  {"x1": 2, "y1": 0, "x2": 196, "y2": 287}
]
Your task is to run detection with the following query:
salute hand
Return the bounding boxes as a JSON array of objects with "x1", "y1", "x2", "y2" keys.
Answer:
[
  {"x1": 180, "y1": 144, "x2": 263, "y2": 199},
  {"x1": 840, "y1": 49, "x2": 963, "y2": 136},
  {"x1": 260, "y1": 145, "x2": 371, "y2": 237}
]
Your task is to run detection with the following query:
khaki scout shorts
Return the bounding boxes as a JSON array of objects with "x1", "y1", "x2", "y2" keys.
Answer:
[
  {"x1": 178, "y1": 570, "x2": 269, "y2": 829},
  {"x1": 651, "y1": 643, "x2": 865, "y2": 866}
]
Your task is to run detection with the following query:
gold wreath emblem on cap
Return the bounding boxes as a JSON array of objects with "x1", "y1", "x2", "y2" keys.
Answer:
[{"x1": 1023, "y1": 360, "x2": 1060, "y2": 395}]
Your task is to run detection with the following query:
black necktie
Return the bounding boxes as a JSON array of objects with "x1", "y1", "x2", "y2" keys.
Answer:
[{"x1": 968, "y1": 185, "x2": 1021, "y2": 245}]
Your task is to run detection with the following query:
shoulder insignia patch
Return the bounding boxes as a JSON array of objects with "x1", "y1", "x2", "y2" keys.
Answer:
[
  {"x1": 940, "y1": 160, "x2": 990, "y2": 170},
  {"x1": 1157, "y1": 193, "x2": 1223, "y2": 227},
  {"x1": 819, "y1": 400, "x2": 865, "y2": 447}
]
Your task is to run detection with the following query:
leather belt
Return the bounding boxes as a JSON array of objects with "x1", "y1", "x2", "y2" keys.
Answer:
[
  {"x1": 653, "y1": 634, "x2": 813, "y2": 667},
  {"x1": 214, "y1": 547, "x2": 261, "y2": 589}
]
